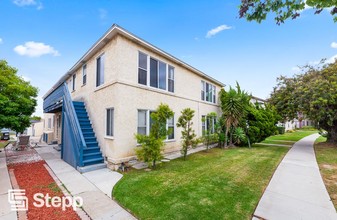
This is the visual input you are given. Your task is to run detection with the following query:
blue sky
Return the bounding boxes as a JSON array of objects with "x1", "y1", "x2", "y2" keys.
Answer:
[{"x1": 1, "y1": 0, "x2": 337, "y2": 116}]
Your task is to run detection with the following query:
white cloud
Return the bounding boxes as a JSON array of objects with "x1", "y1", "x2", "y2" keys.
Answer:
[
  {"x1": 14, "y1": 41, "x2": 60, "y2": 57},
  {"x1": 21, "y1": 75, "x2": 31, "y2": 82},
  {"x1": 327, "y1": 54, "x2": 337, "y2": 64},
  {"x1": 331, "y1": 42, "x2": 337, "y2": 49},
  {"x1": 13, "y1": 0, "x2": 43, "y2": 10},
  {"x1": 13, "y1": 0, "x2": 36, "y2": 6},
  {"x1": 0, "y1": 38, "x2": 3, "y2": 44},
  {"x1": 99, "y1": 8, "x2": 107, "y2": 20},
  {"x1": 206, "y1": 25, "x2": 232, "y2": 38},
  {"x1": 291, "y1": 66, "x2": 301, "y2": 73}
]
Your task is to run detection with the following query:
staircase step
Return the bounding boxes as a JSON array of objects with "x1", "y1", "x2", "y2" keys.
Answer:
[
  {"x1": 83, "y1": 157, "x2": 104, "y2": 166},
  {"x1": 83, "y1": 132, "x2": 95, "y2": 137},
  {"x1": 73, "y1": 101, "x2": 85, "y2": 107},
  {"x1": 84, "y1": 137, "x2": 97, "y2": 142},
  {"x1": 86, "y1": 141, "x2": 99, "y2": 148},
  {"x1": 83, "y1": 152, "x2": 103, "y2": 160},
  {"x1": 83, "y1": 147, "x2": 101, "y2": 154},
  {"x1": 77, "y1": 163, "x2": 107, "y2": 173}
]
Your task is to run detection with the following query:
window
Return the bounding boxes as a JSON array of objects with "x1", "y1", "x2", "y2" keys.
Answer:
[
  {"x1": 82, "y1": 64, "x2": 87, "y2": 85},
  {"x1": 201, "y1": 81, "x2": 205, "y2": 101},
  {"x1": 202, "y1": 115, "x2": 206, "y2": 135},
  {"x1": 138, "y1": 110, "x2": 174, "y2": 140},
  {"x1": 72, "y1": 74, "x2": 76, "y2": 91},
  {"x1": 202, "y1": 115, "x2": 216, "y2": 134},
  {"x1": 138, "y1": 52, "x2": 147, "y2": 85},
  {"x1": 137, "y1": 110, "x2": 147, "y2": 135},
  {"x1": 168, "y1": 66, "x2": 174, "y2": 92},
  {"x1": 150, "y1": 58, "x2": 158, "y2": 88},
  {"x1": 96, "y1": 54, "x2": 104, "y2": 87},
  {"x1": 138, "y1": 51, "x2": 175, "y2": 93},
  {"x1": 48, "y1": 118, "x2": 51, "y2": 129},
  {"x1": 106, "y1": 108, "x2": 114, "y2": 136},
  {"x1": 201, "y1": 81, "x2": 216, "y2": 104},
  {"x1": 167, "y1": 116, "x2": 174, "y2": 140}
]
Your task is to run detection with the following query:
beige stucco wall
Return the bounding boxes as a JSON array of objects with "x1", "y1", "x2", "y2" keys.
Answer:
[{"x1": 64, "y1": 34, "x2": 223, "y2": 162}]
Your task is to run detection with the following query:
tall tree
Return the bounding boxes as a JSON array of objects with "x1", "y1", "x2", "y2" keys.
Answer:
[
  {"x1": 176, "y1": 108, "x2": 198, "y2": 160},
  {"x1": 135, "y1": 103, "x2": 174, "y2": 168},
  {"x1": 219, "y1": 82, "x2": 251, "y2": 147},
  {"x1": 269, "y1": 60, "x2": 337, "y2": 143},
  {"x1": 239, "y1": 0, "x2": 337, "y2": 25},
  {"x1": 0, "y1": 60, "x2": 38, "y2": 133}
]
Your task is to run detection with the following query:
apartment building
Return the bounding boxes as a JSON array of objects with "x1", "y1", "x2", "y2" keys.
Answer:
[{"x1": 43, "y1": 24, "x2": 225, "y2": 171}]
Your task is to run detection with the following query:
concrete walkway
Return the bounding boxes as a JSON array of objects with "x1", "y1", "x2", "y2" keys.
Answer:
[
  {"x1": 0, "y1": 148, "x2": 17, "y2": 220},
  {"x1": 34, "y1": 144, "x2": 136, "y2": 220},
  {"x1": 253, "y1": 134, "x2": 337, "y2": 220}
]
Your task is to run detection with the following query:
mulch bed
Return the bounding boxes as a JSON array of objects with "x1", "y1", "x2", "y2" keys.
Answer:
[{"x1": 6, "y1": 146, "x2": 80, "y2": 220}]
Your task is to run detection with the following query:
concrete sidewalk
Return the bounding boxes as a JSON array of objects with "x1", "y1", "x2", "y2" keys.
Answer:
[
  {"x1": 35, "y1": 145, "x2": 136, "y2": 220},
  {"x1": 0, "y1": 148, "x2": 17, "y2": 220},
  {"x1": 253, "y1": 134, "x2": 337, "y2": 220}
]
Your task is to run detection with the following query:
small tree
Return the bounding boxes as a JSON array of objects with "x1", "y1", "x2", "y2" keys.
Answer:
[
  {"x1": 0, "y1": 60, "x2": 38, "y2": 133},
  {"x1": 177, "y1": 108, "x2": 198, "y2": 160},
  {"x1": 202, "y1": 112, "x2": 217, "y2": 151},
  {"x1": 135, "y1": 104, "x2": 173, "y2": 168}
]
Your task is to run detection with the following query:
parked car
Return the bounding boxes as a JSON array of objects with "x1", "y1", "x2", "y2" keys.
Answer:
[{"x1": 1, "y1": 128, "x2": 10, "y2": 140}]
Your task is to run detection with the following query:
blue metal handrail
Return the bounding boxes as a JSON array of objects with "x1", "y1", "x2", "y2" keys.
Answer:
[{"x1": 62, "y1": 83, "x2": 87, "y2": 166}]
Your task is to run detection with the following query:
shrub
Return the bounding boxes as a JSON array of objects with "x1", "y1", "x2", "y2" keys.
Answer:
[{"x1": 276, "y1": 126, "x2": 285, "y2": 134}]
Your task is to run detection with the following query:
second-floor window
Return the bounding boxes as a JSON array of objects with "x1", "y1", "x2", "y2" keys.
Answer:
[
  {"x1": 72, "y1": 74, "x2": 76, "y2": 91},
  {"x1": 82, "y1": 64, "x2": 87, "y2": 85},
  {"x1": 138, "y1": 51, "x2": 174, "y2": 93},
  {"x1": 96, "y1": 54, "x2": 105, "y2": 87},
  {"x1": 201, "y1": 81, "x2": 216, "y2": 104}
]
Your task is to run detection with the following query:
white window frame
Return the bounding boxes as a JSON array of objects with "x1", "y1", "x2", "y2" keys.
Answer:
[
  {"x1": 137, "y1": 109, "x2": 175, "y2": 141},
  {"x1": 201, "y1": 81, "x2": 216, "y2": 104},
  {"x1": 138, "y1": 51, "x2": 174, "y2": 93},
  {"x1": 96, "y1": 53, "x2": 105, "y2": 87},
  {"x1": 106, "y1": 108, "x2": 114, "y2": 137},
  {"x1": 82, "y1": 64, "x2": 87, "y2": 85},
  {"x1": 72, "y1": 74, "x2": 76, "y2": 91}
]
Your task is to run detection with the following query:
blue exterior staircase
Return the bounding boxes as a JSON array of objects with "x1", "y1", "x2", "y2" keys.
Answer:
[{"x1": 73, "y1": 101, "x2": 105, "y2": 168}]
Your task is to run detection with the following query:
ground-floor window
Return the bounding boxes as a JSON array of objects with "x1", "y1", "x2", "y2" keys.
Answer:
[
  {"x1": 202, "y1": 115, "x2": 216, "y2": 135},
  {"x1": 106, "y1": 108, "x2": 114, "y2": 136},
  {"x1": 137, "y1": 110, "x2": 174, "y2": 140}
]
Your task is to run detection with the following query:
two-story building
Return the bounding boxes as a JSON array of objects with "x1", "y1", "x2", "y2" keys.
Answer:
[{"x1": 43, "y1": 24, "x2": 225, "y2": 171}]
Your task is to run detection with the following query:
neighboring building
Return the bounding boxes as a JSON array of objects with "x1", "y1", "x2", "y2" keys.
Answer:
[
  {"x1": 27, "y1": 120, "x2": 44, "y2": 138},
  {"x1": 250, "y1": 96, "x2": 266, "y2": 107},
  {"x1": 43, "y1": 24, "x2": 225, "y2": 171}
]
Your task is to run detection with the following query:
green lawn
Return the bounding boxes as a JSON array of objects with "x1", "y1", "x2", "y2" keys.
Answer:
[
  {"x1": 113, "y1": 146, "x2": 288, "y2": 220},
  {"x1": 314, "y1": 136, "x2": 337, "y2": 210},
  {"x1": 263, "y1": 130, "x2": 318, "y2": 142},
  {"x1": 0, "y1": 141, "x2": 9, "y2": 149},
  {"x1": 260, "y1": 140, "x2": 296, "y2": 145}
]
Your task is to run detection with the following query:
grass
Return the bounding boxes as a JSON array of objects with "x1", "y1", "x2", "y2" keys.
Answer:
[
  {"x1": 263, "y1": 130, "x2": 318, "y2": 142},
  {"x1": 314, "y1": 136, "x2": 337, "y2": 210},
  {"x1": 0, "y1": 141, "x2": 9, "y2": 149},
  {"x1": 113, "y1": 146, "x2": 288, "y2": 220}
]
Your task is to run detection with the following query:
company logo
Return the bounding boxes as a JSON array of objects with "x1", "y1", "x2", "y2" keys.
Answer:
[
  {"x1": 8, "y1": 189, "x2": 28, "y2": 211},
  {"x1": 8, "y1": 189, "x2": 83, "y2": 211}
]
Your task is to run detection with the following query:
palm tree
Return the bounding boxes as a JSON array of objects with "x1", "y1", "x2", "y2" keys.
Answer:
[{"x1": 219, "y1": 82, "x2": 250, "y2": 147}]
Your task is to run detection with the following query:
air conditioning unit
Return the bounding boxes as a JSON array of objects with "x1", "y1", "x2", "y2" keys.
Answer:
[{"x1": 43, "y1": 131, "x2": 54, "y2": 144}]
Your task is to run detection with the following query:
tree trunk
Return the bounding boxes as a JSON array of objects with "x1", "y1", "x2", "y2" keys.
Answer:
[
  {"x1": 224, "y1": 126, "x2": 229, "y2": 148},
  {"x1": 326, "y1": 127, "x2": 337, "y2": 144}
]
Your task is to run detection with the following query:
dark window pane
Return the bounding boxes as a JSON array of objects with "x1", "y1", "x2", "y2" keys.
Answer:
[
  {"x1": 83, "y1": 65, "x2": 87, "y2": 85},
  {"x1": 168, "y1": 79, "x2": 174, "y2": 93},
  {"x1": 168, "y1": 66, "x2": 174, "y2": 92},
  {"x1": 206, "y1": 83, "x2": 209, "y2": 101},
  {"x1": 150, "y1": 58, "x2": 158, "y2": 88},
  {"x1": 137, "y1": 127, "x2": 146, "y2": 135},
  {"x1": 72, "y1": 75, "x2": 76, "y2": 91},
  {"x1": 139, "y1": 52, "x2": 147, "y2": 70},
  {"x1": 159, "y1": 62, "x2": 166, "y2": 90},
  {"x1": 96, "y1": 57, "x2": 101, "y2": 86},
  {"x1": 106, "y1": 109, "x2": 111, "y2": 136},
  {"x1": 138, "y1": 69, "x2": 147, "y2": 85}
]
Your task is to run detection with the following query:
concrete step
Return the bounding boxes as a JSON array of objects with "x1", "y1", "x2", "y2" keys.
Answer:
[{"x1": 77, "y1": 163, "x2": 107, "y2": 173}]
